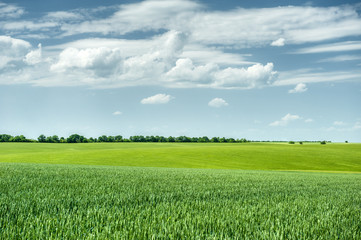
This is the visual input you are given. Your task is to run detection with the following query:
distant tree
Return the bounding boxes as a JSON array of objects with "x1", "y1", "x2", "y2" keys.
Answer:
[
  {"x1": 198, "y1": 136, "x2": 209, "y2": 143},
  {"x1": 227, "y1": 138, "x2": 236, "y2": 143},
  {"x1": 38, "y1": 134, "x2": 46, "y2": 143},
  {"x1": 12, "y1": 135, "x2": 27, "y2": 142},
  {"x1": 52, "y1": 135, "x2": 59, "y2": 143},
  {"x1": 167, "y1": 136, "x2": 175, "y2": 142},
  {"x1": 345, "y1": 141, "x2": 348, "y2": 143},
  {"x1": 219, "y1": 137, "x2": 226, "y2": 143},
  {"x1": 320, "y1": 141, "x2": 326, "y2": 145},
  {"x1": 67, "y1": 134, "x2": 86, "y2": 143},
  {"x1": 299, "y1": 142, "x2": 303, "y2": 145},
  {"x1": 211, "y1": 137, "x2": 219, "y2": 143},
  {"x1": 115, "y1": 135, "x2": 123, "y2": 142},
  {"x1": 288, "y1": 141, "x2": 295, "y2": 144},
  {"x1": 98, "y1": 135, "x2": 108, "y2": 142},
  {"x1": 0, "y1": 134, "x2": 13, "y2": 142},
  {"x1": 107, "y1": 136, "x2": 115, "y2": 142}
]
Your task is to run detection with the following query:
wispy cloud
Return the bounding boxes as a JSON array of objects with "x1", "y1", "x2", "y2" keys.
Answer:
[
  {"x1": 318, "y1": 55, "x2": 361, "y2": 63},
  {"x1": 275, "y1": 69, "x2": 361, "y2": 86},
  {"x1": 293, "y1": 41, "x2": 361, "y2": 54}
]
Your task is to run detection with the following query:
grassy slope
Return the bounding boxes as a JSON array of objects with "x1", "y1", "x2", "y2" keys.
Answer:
[{"x1": 0, "y1": 142, "x2": 360, "y2": 172}]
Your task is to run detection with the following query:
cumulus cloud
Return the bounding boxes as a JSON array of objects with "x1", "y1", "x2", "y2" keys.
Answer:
[
  {"x1": 112, "y1": 111, "x2": 122, "y2": 115},
  {"x1": 213, "y1": 63, "x2": 276, "y2": 89},
  {"x1": 0, "y1": 35, "x2": 31, "y2": 69},
  {"x1": 24, "y1": 43, "x2": 42, "y2": 65},
  {"x1": 2, "y1": 1, "x2": 361, "y2": 89},
  {"x1": 289, "y1": 83, "x2": 307, "y2": 93},
  {"x1": 270, "y1": 113, "x2": 301, "y2": 126},
  {"x1": 43, "y1": 31, "x2": 277, "y2": 89},
  {"x1": 271, "y1": 38, "x2": 285, "y2": 47},
  {"x1": 208, "y1": 98, "x2": 228, "y2": 108},
  {"x1": 141, "y1": 94, "x2": 174, "y2": 104},
  {"x1": 50, "y1": 47, "x2": 123, "y2": 77}
]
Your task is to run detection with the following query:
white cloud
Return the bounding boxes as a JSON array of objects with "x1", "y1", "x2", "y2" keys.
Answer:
[
  {"x1": 1, "y1": 21, "x2": 59, "y2": 32},
  {"x1": 39, "y1": 2, "x2": 361, "y2": 48},
  {"x1": 113, "y1": 111, "x2": 122, "y2": 115},
  {"x1": 1, "y1": 2, "x2": 361, "y2": 89},
  {"x1": 208, "y1": 98, "x2": 228, "y2": 108},
  {"x1": 141, "y1": 94, "x2": 174, "y2": 104},
  {"x1": 0, "y1": 35, "x2": 31, "y2": 69},
  {"x1": 293, "y1": 41, "x2": 361, "y2": 54},
  {"x1": 0, "y1": 2, "x2": 24, "y2": 18},
  {"x1": 270, "y1": 113, "x2": 301, "y2": 126},
  {"x1": 24, "y1": 43, "x2": 42, "y2": 65},
  {"x1": 289, "y1": 83, "x2": 307, "y2": 93},
  {"x1": 42, "y1": 31, "x2": 276, "y2": 89},
  {"x1": 212, "y1": 63, "x2": 276, "y2": 89},
  {"x1": 274, "y1": 69, "x2": 361, "y2": 86},
  {"x1": 50, "y1": 47, "x2": 123, "y2": 77},
  {"x1": 46, "y1": 11, "x2": 83, "y2": 20},
  {"x1": 60, "y1": 0, "x2": 202, "y2": 36},
  {"x1": 333, "y1": 121, "x2": 345, "y2": 126},
  {"x1": 305, "y1": 118, "x2": 314, "y2": 123},
  {"x1": 271, "y1": 38, "x2": 285, "y2": 47},
  {"x1": 318, "y1": 55, "x2": 361, "y2": 63}
]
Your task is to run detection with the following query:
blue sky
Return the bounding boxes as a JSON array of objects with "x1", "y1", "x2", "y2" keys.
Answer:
[{"x1": 0, "y1": 0, "x2": 360, "y2": 142}]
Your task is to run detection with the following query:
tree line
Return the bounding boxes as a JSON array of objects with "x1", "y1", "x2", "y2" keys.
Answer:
[{"x1": 0, "y1": 134, "x2": 249, "y2": 143}]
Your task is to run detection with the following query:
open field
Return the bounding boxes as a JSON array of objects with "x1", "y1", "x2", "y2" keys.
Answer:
[
  {"x1": 1, "y1": 163, "x2": 361, "y2": 239},
  {"x1": 0, "y1": 142, "x2": 360, "y2": 172},
  {"x1": 1, "y1": 143, "x2": 360, "y2": 239}
]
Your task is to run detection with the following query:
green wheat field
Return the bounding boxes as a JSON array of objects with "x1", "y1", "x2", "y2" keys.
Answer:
[{"x1": 1, "y1": 143, "x2": 361, "y2": 239}]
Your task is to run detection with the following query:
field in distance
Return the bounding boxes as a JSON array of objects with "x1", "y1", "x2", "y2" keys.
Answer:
[{"x1": 0, "y1": 142, "x2": 360, "y2": 172}]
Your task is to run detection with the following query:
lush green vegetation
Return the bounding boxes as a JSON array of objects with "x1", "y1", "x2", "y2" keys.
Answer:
[
  {"x1": 1, "y1": 163, "x2": 360, "y2": 239},
  {"x1": 1, "y1": 142, "x2": 360, "y2": 239},
  {"x1": 1, "y1": 133, "x2": 249, "y2": 143},
  {"x1": 0, "y1": 142, "x2": 360, "y2": 172}
]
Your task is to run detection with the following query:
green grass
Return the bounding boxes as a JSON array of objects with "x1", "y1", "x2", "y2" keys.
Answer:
[
  {"x1": 0, "y1": 142, "x2": 360, "y2": 172},
  {"x1": 1, "y1": 143, "x2": 360, "y2": 239},
  {"x1": 1, "y1": 163, "x2": 360, "y2": 239}
]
